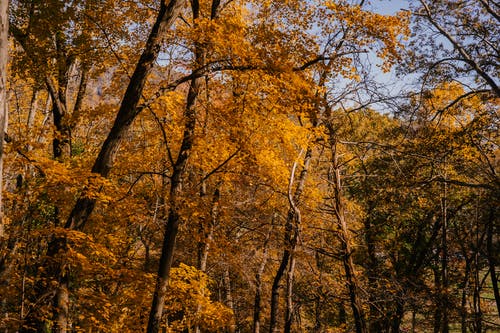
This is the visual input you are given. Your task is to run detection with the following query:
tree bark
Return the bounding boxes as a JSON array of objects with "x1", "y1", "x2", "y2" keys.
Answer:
[
  {"x1": 363, "y1": 204, "x2": 384, "y2": 332},
  {"x1": 284, "y1": 253, "x2": 296, "y2": 333},
  {"x1": 146, "y1": 72, "x2": 200, "y2": 333},
  {"x1": 197, "y1": 187, "x2": 219, "y2": 272},
  {"x1": 195, "y1": 186, "x2": 219, "y2": 333},
  {"x1": 45, "y1": 76, "x2": 70, "y2": 160},
  {"x1": 223, "y1": 266, "x2": 236, "y2": 333},
  {"x1": 472, "y1": 228, "x2": 483, "y2": 333},
  {"x1": 433, "y1": 267, "x2": 442, "y2": 333}
]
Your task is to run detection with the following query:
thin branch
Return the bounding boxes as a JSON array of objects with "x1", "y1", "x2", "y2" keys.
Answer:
[
  {"x1": 431, "y1": 89, "x2": 492, "y2": 121},
  {"x1": 478, "y1": 0, "x2": 500, "y2": 22},
  {"x1": 419, "y1": 0, "x2": 500, "y2": 96},
  {"x1": 197, "y1": 148, "x2": 241, "y2": 185},
  {"x1": 424, "y1": 176, "x2": 496, "y2": 190}
]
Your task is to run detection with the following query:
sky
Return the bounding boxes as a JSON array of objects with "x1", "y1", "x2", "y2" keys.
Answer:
[
  {"x1": 371, "y1": 0, "x2": 410, "y2": 15},
  {"x1": 364, "y1": 0, "x2": 415, "y2": 106}
]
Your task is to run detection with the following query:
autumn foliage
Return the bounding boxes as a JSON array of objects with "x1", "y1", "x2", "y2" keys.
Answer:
[{"x1": 0, "y1": 0, "x2": 498, "y2": 332}]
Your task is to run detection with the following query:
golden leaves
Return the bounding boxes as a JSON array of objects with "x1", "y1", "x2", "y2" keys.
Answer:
[
  {"x1": 326, "y1": 1, "x2": 410, "y2": 72},
  {"x1": 163, "y1": 264, "x2": 234, "y2": 332}
]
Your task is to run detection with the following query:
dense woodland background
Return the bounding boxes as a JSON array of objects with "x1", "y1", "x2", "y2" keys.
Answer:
[{"x1": 0, "y1": 0, "x2": 498, "y2": 332}]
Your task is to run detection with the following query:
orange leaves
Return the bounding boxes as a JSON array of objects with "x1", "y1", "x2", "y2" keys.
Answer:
[{"x1": 163, "y1": 264, "x2": 234, "y2": 332}]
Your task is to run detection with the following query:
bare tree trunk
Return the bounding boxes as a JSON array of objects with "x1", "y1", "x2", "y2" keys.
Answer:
[
  {"x1": 269, "y1": 235, "x2": 291, "y2": 333},
  {"x1": 472, "y1": 235, "x2": 482, "y2": 333},
  {"x1": 284, "y1": 253, "x2": 296, "y2": 333},
  {"x1": 253, "y1": 222, "x2": 273, "y2": 333},
  {"x1": 26, "y1": 90, "x2": 38, "y2": 132},
  {"x1": 313, "y1": 249, "x2": 325, "y2": 333},
  {"x1": 269, "y1": 148, "x2": 312, "y2": 333},
  {"x1": 223, "y1": 266, "x2": 236, "y2": 333},
  {"x1": 146, "y1": 71, "x2": 200, "y2": 333},
  {"x1": 55, "y1": 275, "x2": 69, "y2": 333},
  {"x1": 70, "y1": 66, "x2": 88, "y2": 129},
  {"x1": 362, "y1": 205, "x2": 384, "y2": 332},
  {"x1": 195, "y1": 186, "x2": 219, "y2": 333},
  {"x1": 390, "y1": 299, "x2": 404, "y2": 333},
  {"x1": 329, "y1": 138, "x2": 367, "y2": 333},
  {"x1": 45, "y1": 74, "x2": 70, "y2": 160}
]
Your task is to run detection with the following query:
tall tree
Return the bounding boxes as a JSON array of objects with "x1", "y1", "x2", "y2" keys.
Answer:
[
  {"x1": 0, "y1": 0, "x2": 7, "y2": 239},
  {"x1": 146, "y1": 0, "x2": 208, "y2": 330},
  {"x1": 66, "y1": 0, "x2": 186, "y2": 230}
]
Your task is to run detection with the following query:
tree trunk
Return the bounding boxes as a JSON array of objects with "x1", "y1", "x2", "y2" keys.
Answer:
[
  {"x1": 364, "y1": 211, "x2": 384, "y2": 332},
  {"x1": 146, "y1": 2, "x2": 209, "y2": 330},
  {"x1": 26, "y1": 90, "x2": 38, "y2": 134},
  {"x1": 223, "y1": 266, "x2": 236, "y2": 333},
  {"x1": 313, "y1": 250, "x2": 324, "y2": 333},
  {"x1": 146, "y1": 75, "x2": 200, "y2": 333},
  {"x1": 329, "y1": 139, "x2": 367, "y2": 333},
  {"x1": 54, "y1": 275, "x2": 69, "y2": 333},
  {"x1": 253, "y1": 222, "x2": 273, "y2": 333},
  {"x1": 45, "y1": 75, "x2": 70, "y2": 160},
  {"x1": 269, "y1": 148, "x2": 312, "y2": 333},
  {"x1": 390, "y1": 299, "x2": 404, "y2": 333},
  {"x1": 269, "y1": 235, "x2": 291, "y2": 333},
  {"x1": 486, "y1": 205, "x2": 500, "y2": 317},
  {"x1": 440, "y1": 178, "x2": 449, "y2": 333},
  {"x1": 472, "y1": 241, "x2": 482, "y2": 333},
  {"x1": 284, "y1": 253, "x2": 296, "y2": 333},
  {"x1": 195, "y1": 186, "x2": 219, "y2": 333},
  {"x1": 460, "y1": 258, "x2": 470, "y2": 333},
  {"x1": 197, "y1": 187, "x2": 219, "y2": 272},
  {"x1": 0, "y1": 0, "x2": 8, "y2": 240},
  {"x1": 434, "y1": 267, "x2": 442, "y2": 333}
]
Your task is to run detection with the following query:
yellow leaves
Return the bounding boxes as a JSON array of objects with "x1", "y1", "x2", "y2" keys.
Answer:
[
  {"x1": 419, "y1": 81, "x2": 491, "y2": 131},
  {"x1": 175, "y1": 3, "x2": 256, "y2": 65},
  {"x1": 326, "y1": 1, "x2": 410, "y2": 71},
  {"x1": 154, "y1": 91, "x2": 185, "y2": 118},
  {"x1": 163, "y1": 264, "x2": 234, "y2": 332}
]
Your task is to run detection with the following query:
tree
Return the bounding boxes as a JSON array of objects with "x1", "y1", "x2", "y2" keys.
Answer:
[
  {"x1": 0, "y1": 0, "x2": 7, "y2": 238},
  {"x1": 2, "y1": 1, "x2": 498, "y2": 332},
  {"x1": 0, "y1": 0, "x2": 8, "y2": 293},
  {"x1": 410, "y1": 0, "x2": 499, "y2": 97}
]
